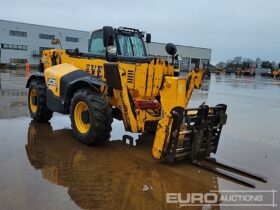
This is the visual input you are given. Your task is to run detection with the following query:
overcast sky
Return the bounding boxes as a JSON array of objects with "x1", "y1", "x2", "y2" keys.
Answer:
[{"x1": 1, "y1": 0, "x2": 280, "y2": 64}]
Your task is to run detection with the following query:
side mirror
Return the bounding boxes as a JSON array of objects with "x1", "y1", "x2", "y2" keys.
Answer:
[
  {"x1": 103, "y1": 26, "x2": 114, "y2": 47},
  {"x1": 146, "y1": 33, "x2": 151, "y2": 43},
  {"x1": 165, "y1": 43, "x2": 177, "y2": 55}
]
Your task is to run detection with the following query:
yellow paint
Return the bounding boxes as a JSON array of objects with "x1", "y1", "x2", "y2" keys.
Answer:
[
  {"x1": 41, "y1": 48, "x2": 206, "y2": 160},
  {"x1": 29, "y1": 88, "x2": 38, "y2": 113},
  {"x1": 152, "y1": 116, "x2": 172, "y2": 159},
  {"x1": 74, "y1": 101, "x2": 90, "y2": 134},
  {"x1": 112, "y1": 66, "x2": 138, "y2": 132},
  {"x1": 45, "y1": 63, "x2": 79, "y2": 97},
  {"x1": 152, "y1": 69, "x2": 205, "y2": 160},
  {"x1": 272, "y1": 70, "x2": 280, "y2": 77}
]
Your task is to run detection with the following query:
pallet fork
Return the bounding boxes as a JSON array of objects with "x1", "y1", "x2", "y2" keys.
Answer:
[{"x1": 163, "y1": 104, "x2": 267, "y2": 188}]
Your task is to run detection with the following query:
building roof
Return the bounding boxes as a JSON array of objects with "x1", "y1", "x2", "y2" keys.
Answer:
[
  {"x1": 0, "y1": 19, "x2": 89, "y2": 33},
  {"x1": 149, "y1": 41, "x2": 211, "y2": 51}
]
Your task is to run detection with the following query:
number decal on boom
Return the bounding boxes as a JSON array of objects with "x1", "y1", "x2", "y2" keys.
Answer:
[{"x1": 86, "y1": 64, "x2": 103, "y2": 77}]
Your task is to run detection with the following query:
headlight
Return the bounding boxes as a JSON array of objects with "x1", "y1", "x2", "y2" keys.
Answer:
[{"x1": 107, "y1": 46, "x2": 117, "y2": 54}]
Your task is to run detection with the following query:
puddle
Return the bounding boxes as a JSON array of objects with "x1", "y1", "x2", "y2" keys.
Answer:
[{"x1": 0, "y1": 71, "x2": 279, "y2": 209}]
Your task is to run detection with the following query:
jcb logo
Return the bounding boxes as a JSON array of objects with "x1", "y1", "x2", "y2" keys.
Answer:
[
  {"x1": 86, "y1": 64, "x2": 102, "y2": 77},
  {"x1": 47, "y1": 78, "x2": 56, "y2": 86}
]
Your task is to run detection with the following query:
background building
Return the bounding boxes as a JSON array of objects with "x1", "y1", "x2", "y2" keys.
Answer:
[
  {"x1": 147, "y1": 42, "x2": 211, "y2": 72},
  {"x1": 0, "y1": 20, "x2": 89, "y2": 65},
  {"x1": 0, "y1": 20, "x2": 211, "y2": 70}
]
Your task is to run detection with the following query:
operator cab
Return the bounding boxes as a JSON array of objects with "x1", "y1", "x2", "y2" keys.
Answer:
[
  {"x1": 61, "y1": 26, "x2": 177, "y2": 64},
  {"x1": 89, "y1": 27, "x2": 151, "y2": 62}
]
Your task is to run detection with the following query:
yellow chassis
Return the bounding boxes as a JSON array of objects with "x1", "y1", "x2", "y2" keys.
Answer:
[{"x1": 42, "y1": 49, "x2": 204, "y2": 160}]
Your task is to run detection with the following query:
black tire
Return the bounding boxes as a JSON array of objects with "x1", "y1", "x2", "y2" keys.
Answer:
[
  {"x1": 26, "y1": 121, "x2": 53, "y2": 169},
  {"x1": 70, "y1": 89, "x2": 112, "y2": 145},
  {"x1": 28, "y1": 79, "x2": 53, "y2": 122}
]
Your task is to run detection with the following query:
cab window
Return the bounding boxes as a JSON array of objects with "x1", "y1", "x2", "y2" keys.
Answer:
[
  {"x1": 118, "y1": 34, "x2": 146, "y2": 57},
  {"x1": 89, "y1": 30, "x2": 105, "y2": 54}
]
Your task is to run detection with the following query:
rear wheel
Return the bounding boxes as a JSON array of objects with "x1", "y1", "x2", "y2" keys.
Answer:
[
  {"x1": 28, "y1": 79, "x2": 53, "y2": 122},
  {"x1": 70, "y1": 89, "x2": 112, "y2": 145}
]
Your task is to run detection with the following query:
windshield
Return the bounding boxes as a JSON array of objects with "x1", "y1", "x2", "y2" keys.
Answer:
[
  {"x1": 89, "y1": 30, "x2": 105, "y2": 54},
  {"x1": 118, "y1": 34, "x2": 146, "y2": 57}
]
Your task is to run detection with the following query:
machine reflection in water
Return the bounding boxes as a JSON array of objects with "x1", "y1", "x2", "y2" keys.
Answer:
[{"x1": 25, "y1": 121, "x2": 220, "y2": 210}]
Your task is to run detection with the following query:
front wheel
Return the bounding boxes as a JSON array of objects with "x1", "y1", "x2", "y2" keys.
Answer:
[{"x1": 70, "y1": 89, "x2": 112, "y2": 145}]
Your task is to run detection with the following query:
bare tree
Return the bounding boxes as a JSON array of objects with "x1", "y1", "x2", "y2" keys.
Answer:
[
  {"x1": 216, "y1": 61, "x2": 226, "y2": 68},
  {"x1": 255, "y1": 57, "x2": 261, "y2": 67},
  {"x1": 233, "y1": 56, "x2": 242, "y2": 65},
  {"x1": 242, "y1": 58, "x2": 253, "y2": 69}
]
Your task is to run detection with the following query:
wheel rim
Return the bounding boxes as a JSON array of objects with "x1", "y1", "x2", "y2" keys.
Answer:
[
  {"x1": 74, "y1": 101, "x2": 91, "y2": 134},
  {"x1": 29, "y1": 88, "x2": 38, "y2": 113}
]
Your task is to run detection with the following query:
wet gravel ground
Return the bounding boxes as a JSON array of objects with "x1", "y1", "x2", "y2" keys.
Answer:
[{"x1": 0, "y1": 71, "x2": 279, "y2": 210}]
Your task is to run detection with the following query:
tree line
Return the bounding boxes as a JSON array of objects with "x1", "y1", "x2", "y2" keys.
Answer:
[{"x1": 216, "y1": 57, "x2": 280, "y2": 69}]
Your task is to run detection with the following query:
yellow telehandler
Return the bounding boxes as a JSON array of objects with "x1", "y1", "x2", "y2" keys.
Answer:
[
  {"x1": 26, "y1": 26, "x2": 266, "y2": 187},
  {"x1": 272, "y1": 69, "x2": 280, "y2": 78}
]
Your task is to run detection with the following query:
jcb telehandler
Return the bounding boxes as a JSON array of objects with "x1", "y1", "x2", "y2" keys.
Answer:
[{"x1": 27, "y1": 26, "x2": 266, "y2": 187}]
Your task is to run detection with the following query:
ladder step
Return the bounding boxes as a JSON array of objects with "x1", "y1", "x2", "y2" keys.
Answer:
[
  {"x1": 178, "y1": 137, "x2": 191, "y2": 142},
  {"x1": 176, "y1": 148, "x2": 187, "y2": 153},
  {"x1": 175, "y1": 151, "x2": 190, "y2": 159},
  {"x1": 179, "y1": 130, "x2": 192, "y2": 135}
]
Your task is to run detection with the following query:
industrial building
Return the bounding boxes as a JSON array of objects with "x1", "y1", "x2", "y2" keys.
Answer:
[
  {"x1": 0, "y1": 20, "x2": 211, "y2": 71},
  {"x1": 147, "y1": 42, "x2": 211, "y2": 71},
  {"x1": 0, "y1": 20, "x2": 89, "y2": 65}
]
